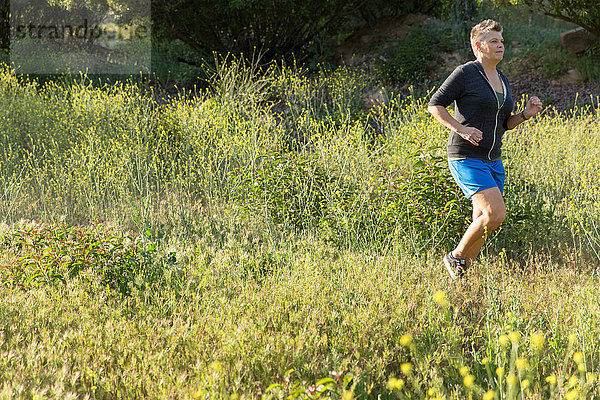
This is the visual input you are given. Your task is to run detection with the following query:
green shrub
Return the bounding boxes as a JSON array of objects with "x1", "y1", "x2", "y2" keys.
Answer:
[
  {"x1": 0, "y1": 222, "x2": 153, "y2": 295},
  {"x1": 151, "y1": 0, "x2": 458, "y2": 65},
  {"x1": 151, "y1": 40, "x2": 205, "y2": 84},
  {"x1": 152, "y1": 0, "x2": 364, "y2": 63},
  {"x1": 231, "y1": 152, "x2": 343, "y2": 230},
  {"x1": 493, "y1": 174, "x2": 562, "y2": 261},
  {"x1": 378, "y1": 27, "x2": 446, "y2": 85},
  {"x1": 232, "y1": 148, "x2": 470, "y2": 252},
  {"x1": 320, "y1": 148, "x2": 470, "y2": 251}
]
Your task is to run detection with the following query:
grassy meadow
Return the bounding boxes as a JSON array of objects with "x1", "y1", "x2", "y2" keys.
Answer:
[{"x1": 1, "y1": 58, "x2": 600, "y2": 400}]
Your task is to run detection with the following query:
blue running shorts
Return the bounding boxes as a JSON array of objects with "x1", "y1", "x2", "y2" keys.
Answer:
[{"x1": 448, "y1": 159, "x2": 505, "y2": 199}]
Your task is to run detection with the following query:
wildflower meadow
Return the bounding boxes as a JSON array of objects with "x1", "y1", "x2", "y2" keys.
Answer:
[{"x1": 1, "y1": 58, "x2": 600, "y2": 399}]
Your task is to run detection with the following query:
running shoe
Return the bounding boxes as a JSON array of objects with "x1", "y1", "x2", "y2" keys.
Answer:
[{"x1": 443, "y1": 252, "x2": 466, "y2": 280}]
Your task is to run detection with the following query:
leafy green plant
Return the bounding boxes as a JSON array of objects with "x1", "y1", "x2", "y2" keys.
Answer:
[
  {"x1": 232, "y1": 147, "x2": 470, "y2": 252},
  {"x1": 0, "y1": 222, "x2": 152, "y2": 294},
  {"x1": 265, "y1": 369, "x2": 357, "y2": 399},
  {"x1": 378, "y1": 27, "x2": 449, "y2": 85},
  {"x1": 320, "y1": 147, "x2": 470, "y2": 252},
  {"x1": 231, "y1": 151, "x2": 344, "y2": 230},
  {"x1": 151, "y1": 0, "x2": 458, "y2": 65},
  {"x1": 491, "y1": 0, "x2": 600, "y2": 38},
  {"x1": 491, "y1": 173, "x2": 562, "y2": 261},
  {"x1": 152, "y1": 0, "x2": 365, "y2": 63}
]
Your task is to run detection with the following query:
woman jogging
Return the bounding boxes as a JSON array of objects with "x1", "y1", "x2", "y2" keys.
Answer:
[{"x1": 428, "y1": 19, "x2": 543, "y2": 279}]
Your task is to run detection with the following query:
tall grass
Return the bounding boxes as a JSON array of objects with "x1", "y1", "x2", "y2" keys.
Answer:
[{"x1": 1, "y1": 59, "x2": 600, "y2": 399}]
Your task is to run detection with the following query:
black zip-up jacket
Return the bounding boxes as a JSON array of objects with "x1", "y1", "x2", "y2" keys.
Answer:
[{"x1": 429, "y1": 61, "x2": 514, "y2": 161}]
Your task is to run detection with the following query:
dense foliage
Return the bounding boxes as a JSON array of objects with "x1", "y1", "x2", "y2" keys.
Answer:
[
  {"x1": 232, "y1": 150, "x2": 470, "y2": 251},
  {"x1": 0, "y1": 222, "x2": 153, "y2": 294},
  {"x1": 151, "y1": 0, "x2": 482, "y2": 63},
  {"x1": 378, "y1": 27, "x2": 443, "y2": 84},
  {"x1": 152, "y1": 0, "x2": 360, "y2": 62}
]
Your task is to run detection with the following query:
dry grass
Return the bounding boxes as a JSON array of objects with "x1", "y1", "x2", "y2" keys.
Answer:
[{"x1": 0, "y1": 59, "x2": 599, "y2": 399}]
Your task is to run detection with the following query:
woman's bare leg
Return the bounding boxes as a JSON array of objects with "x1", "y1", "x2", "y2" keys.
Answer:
[{"x1": 452, "y1": 187, "x2": 506, "y2": 266}]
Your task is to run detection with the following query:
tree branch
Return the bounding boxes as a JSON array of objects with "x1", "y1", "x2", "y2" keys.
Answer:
[{"x1": 543, "y1": 10, "x2": 599, "y2": 38}]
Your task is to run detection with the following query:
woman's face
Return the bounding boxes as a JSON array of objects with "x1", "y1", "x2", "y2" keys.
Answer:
[{"x1": 477, "y1": 31, "x2": 504, "y2": 62}]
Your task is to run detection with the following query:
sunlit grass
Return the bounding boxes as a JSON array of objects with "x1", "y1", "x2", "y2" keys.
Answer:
[{"x1": 0, "y1": 58, "x2": 600, "y2": 399}]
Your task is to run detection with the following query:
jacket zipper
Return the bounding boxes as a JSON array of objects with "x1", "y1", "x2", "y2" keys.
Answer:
[{"x1": 477, "y1": 70, "x2": 506, "y2": 160}]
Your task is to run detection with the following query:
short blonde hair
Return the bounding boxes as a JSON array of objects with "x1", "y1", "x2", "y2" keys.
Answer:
[{"x1": 470, "y1": 19, "x2": 503, "y2": 54}]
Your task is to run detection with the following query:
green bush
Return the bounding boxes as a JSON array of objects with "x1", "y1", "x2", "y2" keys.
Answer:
[
  {"x1": 231, "y1": 152, "x2": 343, "y2": 230},
  {"x1": 378, "y1": 27, "x2": 445, "y2": 85},
  {"x1": 320, "y1": 149, "x2": 470, "y2": 251},
  {"x1": 152, "y1": 0, "x2": 364, "y2": 63},
  {"x1": 0, "y1": 222, "x2": 153, "y2": 294},
  {"x1": 151, "y1": 0, "x2": 462, "y2": 65},
  {"x1": 232, "y1": 149, "x2": 470, "y2": 252},
  {"x1": 493, "y1": 173, "x2": 564, "y2": 261}
]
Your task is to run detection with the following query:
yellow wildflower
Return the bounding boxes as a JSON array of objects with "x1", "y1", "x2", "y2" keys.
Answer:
[
  {"x1": 499, "y1": 335, "x2": 509, "y2": 348},
  {"x1": 573, "y1": 351, "x2": 584, "y2": 365},
  {"x1": 506, "y1": 374, "x2": 517, "y2": 387},
  {"x1": 566, "y1": 389, "x2": 579, "y2": 400},
  {"x1": 587, "y1": 373, "x2": 596, "y2": 383},
  {"x1": 545, "y1": 375, "x2": 557, "y2": 386},
  {"x1": 483, "y1": 390, "x2": 495, "y2": 400},
  {"x1": 508, "y1": 331, "x2": 520, "y2": 344},
  {"x1": 568, "y1": 333, "x2": 578, "y2": 346},
  {"x1": 568, "y1": 375, "x2": 578, "y2": 387},
  {"x1": 516, "y1": 357, "x2": 529, "y2": 372},
  {"x1": 387, "y1": 378, "x2": 405, "y2": 390},
  {"x1": 530, "y1": 331, "x2": 545, "y2": 351},
  {"x1": 463, "y1": 374, "x2": 475, "y2": 389},
  {"x1": 459, "y1": 366, "x2": 470, "y2": 377},
  {"x1": 401, "y1": 363, "x2": 412, "y2": 375},
  {"x1": 399, "y1": 333, "x2": 412, "y2": 347},
  {"x1": 521, "y1": 379, "x2": 530, "y2": 390},
  {"x1": 433, "y1": 290, "x2": 449, "y2": 307},
  {"x1": 496, "y1": 367, "x2": 505, "y2": 377}
]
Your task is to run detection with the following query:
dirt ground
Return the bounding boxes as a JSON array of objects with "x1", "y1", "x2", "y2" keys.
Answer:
[{"x1": 509, "y1": 71, "x2": 599, "y2": 112}]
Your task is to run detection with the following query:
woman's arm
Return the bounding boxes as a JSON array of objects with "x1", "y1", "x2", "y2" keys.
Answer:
[
  {"x1": 506, "y1": 96, "x2": 543, "y2": 130},
  {"x1": 427, "y1": 105, "x2": 483, "y2": 146}
]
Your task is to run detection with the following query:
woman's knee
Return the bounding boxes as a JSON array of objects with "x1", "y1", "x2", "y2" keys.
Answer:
[
  {"x1": 472, "y1": 187, "x2": 506, "y2": 230},
  {"x1": 481, "y1": 208, "x2": 506, "y2": 230},
  {"x1": 493, "y1": 208, "x2": 506, "y2": 228}
]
